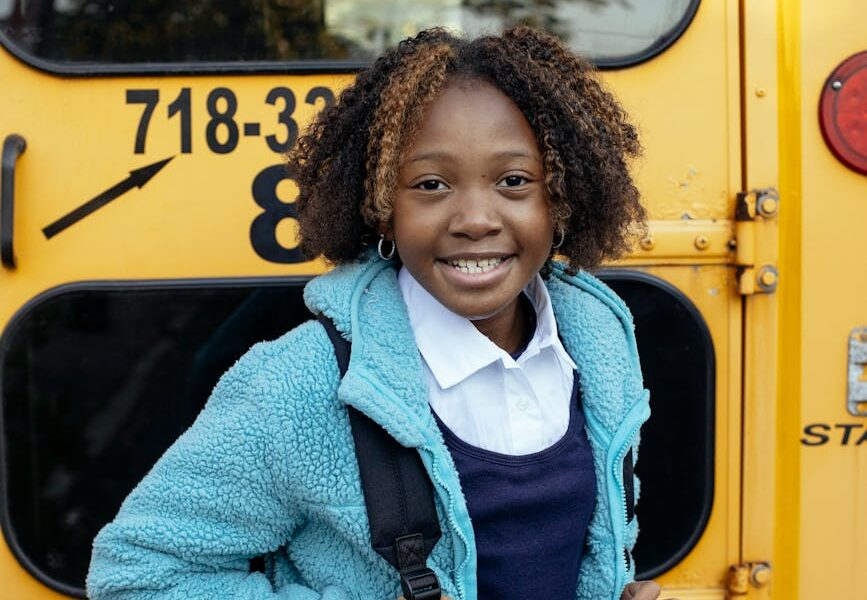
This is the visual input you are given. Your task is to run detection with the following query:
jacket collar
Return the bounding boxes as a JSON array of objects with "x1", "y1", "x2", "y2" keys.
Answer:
[
  {"x1": 303, "y1": 253, "x2": 643, "y2": 445},
  {"x1": 546, "y1": 261, "x2": 644, "y2": 437},
  {"x1": 304, "y1": 251, "x2": 433, "y2": 447}
]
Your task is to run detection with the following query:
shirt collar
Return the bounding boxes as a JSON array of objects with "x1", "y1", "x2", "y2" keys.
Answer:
[{"x1": 397, "y1": 267, "x2": 576, "y2": 390}]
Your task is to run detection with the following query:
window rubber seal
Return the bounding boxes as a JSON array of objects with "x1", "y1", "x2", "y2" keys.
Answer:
[
  {"x1": 0, "y1": 0, "x2": 700, "y2": 77},
  {"x1": 0, "y1": 276, "x2": 311, "y2": 598},
  {"x1": 594, "y1": 0, "x2": 702, "y2": 70},
  {"x1": 598, "y1": 268, "x2": 715, "y2": 580}
]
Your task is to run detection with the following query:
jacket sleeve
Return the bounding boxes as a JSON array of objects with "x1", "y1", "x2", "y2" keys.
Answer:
[{"x1": 86, "y1": 344, "x2": 351, "y2": 600}]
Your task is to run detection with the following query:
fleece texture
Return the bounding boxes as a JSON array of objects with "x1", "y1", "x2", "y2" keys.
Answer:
[{"x1": 87, "y1": 254, "x2": 649, "y2": 600}]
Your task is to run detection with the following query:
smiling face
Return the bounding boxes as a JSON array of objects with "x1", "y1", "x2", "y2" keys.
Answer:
[{"x1": 389, "y1": 77, "x2": 554, "y2": 338}]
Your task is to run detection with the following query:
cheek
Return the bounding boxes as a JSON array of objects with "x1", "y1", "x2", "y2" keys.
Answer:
[
  {"x1": 391, "y1": 219, "x2": 431, "y2": 266},
  {"x1": 392, "y1": 200, "x2": 443, "y2": 244},
  {"x1": 516, "y1": 203, "x2": 555, "y2": 251}
]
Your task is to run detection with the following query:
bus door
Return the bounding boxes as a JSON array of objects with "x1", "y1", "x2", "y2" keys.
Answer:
[
  {"x1": 778, "y1": 1, "x2": 867, "y2": 599},
  {"x1": 0, "y1": 1, "x2": 744, "y2": 598},
  {"x1": 603, "y1": 1, "x2": 743, "y2": 598}
]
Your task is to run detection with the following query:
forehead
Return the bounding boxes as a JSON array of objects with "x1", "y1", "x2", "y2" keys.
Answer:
[{"x1": 406, "y1": 78, "x2": 540, "y2": 158}]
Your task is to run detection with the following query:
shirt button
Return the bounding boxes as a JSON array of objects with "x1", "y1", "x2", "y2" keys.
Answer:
[{"x1": 517, "y1": 401, "x2": 528, "y2": 411}]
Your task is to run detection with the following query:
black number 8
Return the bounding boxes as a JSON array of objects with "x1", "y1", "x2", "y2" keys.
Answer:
[
  {"x1": 206, "y1": 88, "x2": 239, "y2": 154},
  {"x1": 250, "y1": 164, "x2": 304, "y2": 263}
]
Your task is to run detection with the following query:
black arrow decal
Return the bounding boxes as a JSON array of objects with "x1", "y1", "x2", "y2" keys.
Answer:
[{"x1": 43, "y1": 156, "x2": 174, "y2": 239}]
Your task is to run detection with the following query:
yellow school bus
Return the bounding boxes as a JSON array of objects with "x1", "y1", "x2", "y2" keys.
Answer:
[{"x1": 0, "y1": 1, "x2": 864, "y2": 598}]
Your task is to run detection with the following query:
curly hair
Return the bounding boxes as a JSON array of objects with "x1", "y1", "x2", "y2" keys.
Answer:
[{"x1": 289, "y1": 26, "x2": 645, "y2": 271}]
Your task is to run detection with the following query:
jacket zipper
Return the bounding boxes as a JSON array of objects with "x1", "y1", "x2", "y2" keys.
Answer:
[
  {"x1": 613, "y1": 426, "x2": 640, "y2": 585},
  {"x1": 584, "y1": 393, "x2": 649, "y2": 600},
  {"x1": 421, "y1": 445, "x2": 469, "y2": 600}
]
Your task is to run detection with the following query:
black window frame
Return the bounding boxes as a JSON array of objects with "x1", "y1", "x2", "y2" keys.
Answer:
[
  {"x1": 0, "y1": 0, "x2": 700, "y2": 76},
  {"x1": 600, "y1": 269, "x2": 716, "y2": 579},
  {"x1": 0, "y1": 267, "x2": 716, "y2": 595},
  {"x1": 0, "y1": 276, "x2": 312, "y2": 598}
]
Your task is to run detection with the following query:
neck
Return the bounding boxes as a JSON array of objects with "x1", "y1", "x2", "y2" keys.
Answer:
[{"x1": 471, "y1": 295, "x2": 531, "y2": 354}]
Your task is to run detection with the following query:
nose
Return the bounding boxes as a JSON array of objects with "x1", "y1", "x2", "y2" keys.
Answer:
[{"x1": 448, "y1": 190, "x2": 502, "y2": 240}]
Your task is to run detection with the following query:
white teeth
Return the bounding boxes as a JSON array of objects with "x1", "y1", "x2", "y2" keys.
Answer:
[{"x1": 447, "y1": 257, "x2": 505, "y2": 274}]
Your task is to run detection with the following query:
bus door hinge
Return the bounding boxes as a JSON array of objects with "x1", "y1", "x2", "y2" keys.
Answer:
[
  {"x1": 727, "y1": 561, "x2": 771, "y2": 597},
  {"x1": 735, "y1": 188, "x2": 779, "y2": 295}
]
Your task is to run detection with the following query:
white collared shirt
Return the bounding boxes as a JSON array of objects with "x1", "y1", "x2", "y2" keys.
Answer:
[{"x1": 398, "y1": 268, "x2": 577, "y2": 455}]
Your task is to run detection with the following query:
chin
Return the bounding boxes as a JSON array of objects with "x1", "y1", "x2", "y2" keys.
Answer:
[{"x1": 448, "y1": 303, "x2": 504, "y2": 322}]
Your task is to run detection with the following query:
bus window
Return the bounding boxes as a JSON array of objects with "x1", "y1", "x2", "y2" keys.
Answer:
[
  {"x1": 601, "y1": 271, "x2": 715, "y2": 579},
  {"x1": 0, "y1": 0, "x2": 699, "y2": 71},
  {"x1": 0, "y1": 281, "x2": 312, "y2": 594},
  {"x1": 0, "y1": 271, "x2": 715, "y2": 593}
]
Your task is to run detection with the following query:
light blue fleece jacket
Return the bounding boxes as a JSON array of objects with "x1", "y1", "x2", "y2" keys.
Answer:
[{"x1": 87, "y1": 255, "x2": 649, "y2": 600}]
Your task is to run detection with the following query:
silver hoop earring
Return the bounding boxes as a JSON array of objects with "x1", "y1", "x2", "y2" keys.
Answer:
[
  {"x1": 377, "y1": 235, "x2": 396, "y2": 260},
  {"x1": 552, "y1": 230, "x2": 565, "y2": 250}
]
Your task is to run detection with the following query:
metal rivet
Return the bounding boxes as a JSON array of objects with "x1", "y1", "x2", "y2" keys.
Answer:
[
  {"x1": 751, "y1": 563, "x2": 772, "y2": 587},
  {"x1": 759, "y1": 196, "x2": 777, "y2": 217},
  {"x1": 831, "y1": 80, "x2": 843, "y2": 90},
  {"x1": 639, "y1": 236, "x2": 655, "y2": 251},
  {"x1": 694, "y1": 235, "x2": 709, "y2": 250},
  {"x1": 760, "y1": 269, "x2": 777, "y2": 288},
  {"x1": 755, "y1": 87, "x2": 767, "y2": 97},
  {"x1": 756, "y1": 266, "x2": 779, "y2": 292}
]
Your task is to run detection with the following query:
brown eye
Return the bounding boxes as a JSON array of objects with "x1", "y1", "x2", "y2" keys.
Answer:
[
  {"x1": 500, "y1": 175, "x2": 528, "y2": 187},
  {"x1": 415, "y1": 179, "x2": 447, "y2": 191}
]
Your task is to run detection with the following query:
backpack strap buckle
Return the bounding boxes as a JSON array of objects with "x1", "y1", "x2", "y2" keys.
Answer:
[
  {"x1": 400, "y1": 567, "x2": 441, "y2": 600},
  {"x1": 396, "y1": 534, "x2": 441, "y2": 600}
]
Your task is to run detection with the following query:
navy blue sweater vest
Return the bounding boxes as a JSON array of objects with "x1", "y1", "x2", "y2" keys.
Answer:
[{"x1": 433, "y1": 372, "x2": 597, "y2": 599}]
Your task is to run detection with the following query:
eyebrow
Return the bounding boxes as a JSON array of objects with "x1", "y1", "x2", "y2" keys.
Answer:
[
  {"x1": 405, "y1": 151, "x2": 456, "y2": 164},
  {"x1": 405, "y1": 149, "x2": 542, "y2": 164},
  {"x1": 493, "y1": 150, "x2": 542, "y2": 162}
]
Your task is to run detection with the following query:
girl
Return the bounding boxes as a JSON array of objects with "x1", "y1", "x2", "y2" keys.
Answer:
[{"x1": 88, "y1": 26, "x2": 664, "y2": 600}]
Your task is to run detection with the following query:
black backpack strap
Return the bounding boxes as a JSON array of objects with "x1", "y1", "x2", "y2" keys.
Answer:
[
  {"x1": 316, "y1": 314, "x2": 442, "y2": 600},
  {"x1": 318, "y1": 313, "x2": 351, "y2": 376}
]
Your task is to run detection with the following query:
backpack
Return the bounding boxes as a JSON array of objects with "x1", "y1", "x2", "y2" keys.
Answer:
[{"x1": 318, "y1": 314, "x2": 443, "y2": 600}]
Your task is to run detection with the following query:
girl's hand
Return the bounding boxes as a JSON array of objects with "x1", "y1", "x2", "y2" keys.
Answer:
[{"x1": 621, "y1": 580, "x2": 680, "y2": 600}]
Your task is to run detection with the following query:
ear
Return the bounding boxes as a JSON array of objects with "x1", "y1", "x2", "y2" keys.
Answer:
[{"x1": 377, "y1": 222, "x2": 394, "y2": 241}]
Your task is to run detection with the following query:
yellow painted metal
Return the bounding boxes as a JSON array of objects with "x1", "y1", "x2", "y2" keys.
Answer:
[
  {"x1": 727, "y1": 561, "x2": 774, "y2": 597},
  {"x1": 733, "y1": 190, "x2": 779, "y2": 295},
  {"x1": 739, "y1": 1, "x2": 780, "y2": 599},
  {"x1": 773, "y1": 1, "x2": 802, "y2": 599},
  {"x1": 602, "y1": 0, "x2": 738, "y2": 224},
  {"x1": 728, "y1": 563, "x2": 750, "y2": 596},
  {"x1": 735, "y1": 216, "x2": 756, "y2": 268},
  {"x1": 0, "y1": 65, "x2": 347, "y2": 288},
  {"x1": 571, "y1": 2, "x2": 745, "y2": 591},
  {"x1": 626, "y1": 220, "x2": 734, "y2": 265},
  {"x1": 796, "y1": 0, "x2": 867, "y2": 597}
]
